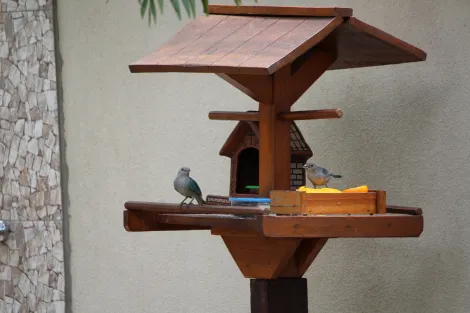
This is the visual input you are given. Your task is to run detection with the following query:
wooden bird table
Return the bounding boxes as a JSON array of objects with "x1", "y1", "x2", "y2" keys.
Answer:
[{"x1": 125, "y1": 4, "x2": 426, "y2": 313}]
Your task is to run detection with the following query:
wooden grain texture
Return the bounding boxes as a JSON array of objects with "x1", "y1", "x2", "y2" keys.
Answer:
[
  {"x1": 212, "y1": 17, "x2": 305, "y2": 71},
  {"x1": 330, "y1": 17, "x2": 427, "y2": 70},
  {"x1": 157, "y1": 16, "x2": 253, "y2": 66},
  {"x1": 289, "y1": 48, "x2": 337, "y2": 103},
  {"x1": 156, "y1": 213, "x2": 260, "y2": 231},
  {"x1": 125, "y1": 201, "x2": 269, "y2": 215},
  {"x1": 270, "y1": 191, "x2": 379, "y2": 215},
  {"x1": 280, "y1": 238, "x2": 328, "y2": 277},
  {"x1": 241, "y1": 17, "x2": 343, "y2": 74},
  {"x1": 190, "y1": 17, "x2": 278, "y2": 66},
  {"x1": 270, "y1": 190, "x2": 304, "y2": 214},
  {"x1": 217, "y1": 73, "x2": 273, "y2": 103},
  {"x1": 218, "y1": 120, "x2": 260, "y2": 157},
  {"x1": 130, "y1": 12, "x2": 426, "y2": 75},
  {"x1": 303, "y1": 193, "x2": 377, "y2": 215},
  {"x1": 211, "y1": 228, "x2": 261, "y2": 237},
  {"x1": 209, "y1": 111, "x2": 260, "y2": 121},
  {"x1": 258, "y1": 101, "x2": 276, "y2": 197},
  {"x1": 222, "y1": 235, "x2": 301, "y2": 278},
  {"x1": 124, "y1": 210, "x2": 210, "y2": 232},
  {"x1": 261, "y1": 215, "x2": 424, "y2": 238},
  {"x1": 375, "y1": 190, "x2": 387, "y2": 214},
  {"x1": 129, "y1": 15, "x2": 343, "y2": 75},
  {"x1": 279, "y1": 109, "x2": 343, "y2": 120},
  {"x1": 250, "y1": 278, "x2": 308, "y2": 313},
  {"x1": 258, "y1": 65, "x2": 293, "y2": 197},
  {"x1": 129, "y1": 15, "x2": 227, "y2": 70},
  {"x1": 272, "y1": 66, "x2": 293, "y2": 192},
  {"x1": 387, "y1": 205, "x2": 423, "y2": 216},
  {"x1": 208, "y1": 5, "x2": 353, "y2": 17}
]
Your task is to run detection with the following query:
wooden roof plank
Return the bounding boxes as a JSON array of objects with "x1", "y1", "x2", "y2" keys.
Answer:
[
  {"x1": 189, "y1": 16, "x2": 279, "y2": 66},
  {"x1": 241, "y1": 16, "x2": 343, "y2": 74},
  {"x1": 207, "y1": 5, "x2": 353, "y2": 17},
  {"x1": 157, "y1": 16, "x2": 253, "y2": 66},
  {"x1": 211, "y1": 18, "x2": 306, "y2": 69},
  {"x1": 129, "y1": 15, "x2": 227, "y2": 70},
  {"x1": 330, "y1": 17, "x2": 427, "y2": 70},
  {"x1": 129, "y1": 9, "x2": 426, "y2": 75}
]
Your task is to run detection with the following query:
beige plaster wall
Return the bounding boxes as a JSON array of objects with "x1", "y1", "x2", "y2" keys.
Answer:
[{"x1": 57, "y1": 0, "x2": 470, "y2": 312}]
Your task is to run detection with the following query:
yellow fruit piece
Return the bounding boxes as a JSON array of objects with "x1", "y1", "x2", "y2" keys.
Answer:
[
  {"x1": 343, "y1": 185, "x2": 369, "y2": 193},
  {"x1": 296, "y1": 187, "x2": 342, "y2": 193}
]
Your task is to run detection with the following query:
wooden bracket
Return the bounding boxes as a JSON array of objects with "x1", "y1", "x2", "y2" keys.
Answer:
[
  {"x1": 222, "y1": 235, "x2": 302, "y2": 279},
  {"x1": 217, "y1": 73, "x2": 273, "y2": 103}
]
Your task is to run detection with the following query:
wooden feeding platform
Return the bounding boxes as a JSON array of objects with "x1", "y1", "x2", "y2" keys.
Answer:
[{"x1": 126, "y1": 4, "x2": 426, "y2": 313}]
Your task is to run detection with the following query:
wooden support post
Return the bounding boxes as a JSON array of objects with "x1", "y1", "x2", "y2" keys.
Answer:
[
  {"x1": 251, "y1": 278, "x2": 308, "y2": 313},
  {"x1": 258, "y1": 66, "x2": 292, "y2": 197}
]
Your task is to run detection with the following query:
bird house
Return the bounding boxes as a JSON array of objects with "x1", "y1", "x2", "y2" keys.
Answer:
[
  {"x1": 125, "y1": 5, "x2": 427, "y2": 313},
  {"x1": 219, "y1": 118, "x2": 313, "y2": 197}
]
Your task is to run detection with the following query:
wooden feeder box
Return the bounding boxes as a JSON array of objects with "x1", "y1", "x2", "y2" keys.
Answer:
[
  {"x1": 124, "y1": 5, "x2": 426, "y2": 313},
  {"x1": 270, "y1": 190, "x2": 386, "y2": 215}
]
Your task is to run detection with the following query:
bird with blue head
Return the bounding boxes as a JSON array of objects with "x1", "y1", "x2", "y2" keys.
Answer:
[{"x1": 173, "y1": 167, "x2": 206, "y2": 206}]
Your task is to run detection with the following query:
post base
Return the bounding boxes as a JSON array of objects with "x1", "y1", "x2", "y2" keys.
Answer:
[{"x1": 250, "y1": 278, "x2": 308, "y2": 313}]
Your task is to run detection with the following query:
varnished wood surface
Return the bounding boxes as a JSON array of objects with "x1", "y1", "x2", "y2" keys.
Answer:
[
  {"x1": 288, "y1": 48, "x2": 337, "y2": 103},
  {"x1": 124, "y1": 204, "x2": 423, "y2": 238},
  {"x1": 330, "y1": 17, "x2": 427, "y2": 70},
  {"x1": 124, "y1": 210, "x2": 210, "y2": 232},
  {"x1": 129, "y1": 11, "x2": 426, "y2": 76},
  {"x1": 386, "y1": 205, "x2": 423, "y2": 216},
  {"x1": 209, "y1": 111, "x2": 260, "y2": 121},
  {"x1": 156, "y1": 213, "x2": 260, "y2": 232},
  {"x1": 280, "y1": 238, "x2": 328, "y2": 277},
  {"x1": 208, "y1": 5, "x2": 353, "y2": 17},
  {"x1": 208, "y1": 109, "x2": 343, "y2": 121},
  {"x1": 125, "y1": 201, "x2": 269, "y2": 215},
  {"x1": 261, "y1": 214, "x2": 423, "y2": 238},
  {"x1": 129, "y1": 15, "x2": 342, "y2": 75},
  {"x1": 222, "y1": 235, "x2": 301, "y2": 278},
  {"x1": 217, "y1": 73, "x2": 273, "y2": 103},
  {"x1": 279, "y1": 109, "x2": 343, "y2": 120}
]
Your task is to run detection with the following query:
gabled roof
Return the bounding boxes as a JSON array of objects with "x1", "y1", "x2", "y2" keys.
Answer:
[
  {"x1": 129, "y1": 5, "x2": 426, "y2": 76},
  {"x1": 219, "y1": 120, "x2": 313, "y2": 159}
]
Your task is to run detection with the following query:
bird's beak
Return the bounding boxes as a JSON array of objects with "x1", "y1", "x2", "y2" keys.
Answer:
[{"x1": 302, "y1": 164, "x2": 308, "y2": 169}]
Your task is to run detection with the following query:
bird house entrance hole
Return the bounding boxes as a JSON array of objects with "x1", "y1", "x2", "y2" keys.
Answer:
[{"x1": 236, "y1": 147, "x2": 259, "y2": 194}]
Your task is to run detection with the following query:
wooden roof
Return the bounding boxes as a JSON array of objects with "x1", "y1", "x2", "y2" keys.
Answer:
[
  {"x1": 129, "y1": 5, "x2": 426, "y2": 76},
  {"x1": 219, "y1": 120, "x2": 313, "y2": 158}
]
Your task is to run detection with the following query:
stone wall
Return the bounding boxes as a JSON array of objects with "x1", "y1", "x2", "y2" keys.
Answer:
[{"x1": 0, "y1": 1, "x2": 64, "y2": 313}]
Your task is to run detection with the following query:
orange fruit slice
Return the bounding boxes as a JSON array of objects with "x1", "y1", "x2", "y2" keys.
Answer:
[{"x1": 342, "y1": 185, "x2": 368, "y2": 193}]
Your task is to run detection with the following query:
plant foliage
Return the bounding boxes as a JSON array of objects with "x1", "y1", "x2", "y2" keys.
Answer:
[{"x1": 139, "y1": 0, "x2": 244, "y2": 25}]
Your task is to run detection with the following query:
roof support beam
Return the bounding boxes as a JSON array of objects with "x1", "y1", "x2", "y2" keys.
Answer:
[
  {"x1": 217, "y1": 73, "x2": 273, "y2": 103},
  {"x1": 289, "y1": 48, "x2": 337, "y2": 104}
]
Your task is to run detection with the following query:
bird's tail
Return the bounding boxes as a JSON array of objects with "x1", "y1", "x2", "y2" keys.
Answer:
[
  {"x1": 196, "y1": 195, "x2": 206, "y2": 206},
  {"x1": 330, "y1": 174, "x2": 342, "y2": 178}
]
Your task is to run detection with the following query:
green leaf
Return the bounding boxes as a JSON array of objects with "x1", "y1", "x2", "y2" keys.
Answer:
[
  {"x1": 188, "y1": 0, "x2": 196, "y2": 18},
  {"x1": 201, "y1": 0, "x2": 209, "y2": 15},
  {"x1": 140, "y1": 0, "x2": 149, "y2": 18},
  {"x1": 181, "y1": 0, "x2": 192, "y2": 18},
  {"x1": 157, "y1": 0, "x2": 164, "y2": 13},
  {"x1": 170, "y1": 0, "x2": 182, "y2": 19},
  {"x1": 149, "y1": 0, "x2": 157, "y2": 23}
]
